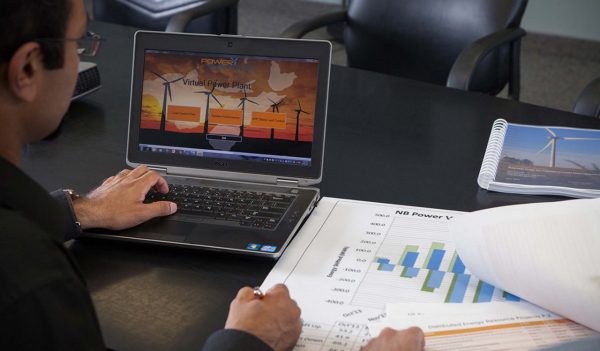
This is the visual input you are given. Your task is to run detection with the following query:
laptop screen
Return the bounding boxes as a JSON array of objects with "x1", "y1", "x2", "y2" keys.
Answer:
[
  {"x1": 127, "y1": 32, "x2": 330, "y2": 183},
  {"x1": 137, "y1": 49, "x2": 319, "y2": 167}
]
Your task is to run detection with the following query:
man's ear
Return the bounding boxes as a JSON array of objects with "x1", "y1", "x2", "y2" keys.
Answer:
[{"x1": 7, "y1": 42, "x2": 44, "y2": 102}]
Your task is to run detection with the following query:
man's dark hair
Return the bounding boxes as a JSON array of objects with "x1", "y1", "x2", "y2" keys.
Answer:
[{"x1": 0, "y1": 0, "x2": 72, "y2": 69}]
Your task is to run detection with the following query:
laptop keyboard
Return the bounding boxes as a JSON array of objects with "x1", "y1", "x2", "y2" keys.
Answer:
[{"x1": 145, "y1": 184, "x2": 296, "y2": 229}]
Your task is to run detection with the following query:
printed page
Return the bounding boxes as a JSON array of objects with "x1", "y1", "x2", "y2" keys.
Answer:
[
  {"x1": 262, "y1": 198, "x2": 527, "y2": 350},
  {"x1": 369, "y1": 302, "x2": 597, "y2": 351},
  {"x1": 449, "y1": 198, "x2": 600, "y2": 332}
]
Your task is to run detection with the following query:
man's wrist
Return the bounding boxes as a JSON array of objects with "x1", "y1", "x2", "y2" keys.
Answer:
[
  {"x1": 63, "y1": 189, "x2": 83, "y2": 234},
  {"x1": 67, "y1": 190, "x2": 97, "y2": 230}
]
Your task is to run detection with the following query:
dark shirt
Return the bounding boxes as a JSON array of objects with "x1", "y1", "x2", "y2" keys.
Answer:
[{"x1": 0, "y1": 156, "x2": 270, "y2": 351}]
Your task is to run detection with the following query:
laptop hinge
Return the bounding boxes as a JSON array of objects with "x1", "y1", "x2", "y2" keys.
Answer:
[
  {"x1": 276, "y1": 178, "x2": 299, "y2": 187},
  {"x1": 148, "y1": 166, "x2": 168, "y2": 174}
]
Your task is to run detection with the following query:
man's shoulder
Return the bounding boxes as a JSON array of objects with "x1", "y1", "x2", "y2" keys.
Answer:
[
  {"x1": 0, "y1": 207, "x2": 81, "y2": 309},
  {"x1": 0, "y1": 209, "x2": 105, "y2": 350}
]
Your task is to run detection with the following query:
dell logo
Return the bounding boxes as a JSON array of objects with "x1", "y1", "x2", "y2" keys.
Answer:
[
  {"x1": 227, "y1": 41, "x2": 233, "y2": 47},
  {"x1": 214, "y1": 161, "x2": 228, "y2": 167}
]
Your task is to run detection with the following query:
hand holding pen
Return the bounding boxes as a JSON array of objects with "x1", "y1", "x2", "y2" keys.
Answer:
[{"x1": 225, "y1": 284, "x2": 302, "y2": 351}]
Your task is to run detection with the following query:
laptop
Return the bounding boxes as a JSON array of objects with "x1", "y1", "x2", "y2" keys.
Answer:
[{"x1": 84, "y1": 31, "x2": 331, "y2": 258}]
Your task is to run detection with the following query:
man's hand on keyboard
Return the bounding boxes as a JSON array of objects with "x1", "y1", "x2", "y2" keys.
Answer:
[
  {"x1": 225, "y1": 284, "x2": 302, "y2": 351},
  {"x1": 73, "y1": 165, "x2": 177, "y2": 230}
]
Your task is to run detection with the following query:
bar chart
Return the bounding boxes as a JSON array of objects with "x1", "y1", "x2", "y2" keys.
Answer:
[{"x1": 351, "y1": 215, "x2": 520, "y2": 309}]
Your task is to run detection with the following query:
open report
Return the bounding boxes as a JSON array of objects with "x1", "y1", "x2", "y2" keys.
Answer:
[
  {"x1": 261, "y1": 197, "x2": 599, "y2": 350},
  {"x1": 449, "y1": 197, "x2": 600, "y2": 332}
]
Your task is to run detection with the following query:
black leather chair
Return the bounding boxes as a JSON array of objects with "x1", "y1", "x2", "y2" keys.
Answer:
[
  {"x1": 93, "y1": 0, "x2": 238, "y2": 34},
  {"x1": 283, "y1": 0, "x2": 528, "y2": 100},
  {"x1": 574, "y1": 77, "x2": 600, "y2": 118}
]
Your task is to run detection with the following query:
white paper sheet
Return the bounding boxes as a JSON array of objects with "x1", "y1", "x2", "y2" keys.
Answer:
[
  {"x1": 449, "y1": 198, "x2": 600, "y2": 332},
  {"x1": 261, "y1": 198, "x2": 523, "y2": 350}
]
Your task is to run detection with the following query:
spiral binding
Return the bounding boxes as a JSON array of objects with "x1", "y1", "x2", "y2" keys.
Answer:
[{"x1": 478, "y1": 119, "x2": 509, "y2": 189}]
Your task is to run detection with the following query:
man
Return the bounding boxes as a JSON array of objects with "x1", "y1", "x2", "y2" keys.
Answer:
[{"x1": 0, "y1": 0, "x2": 424, "y2": 350}]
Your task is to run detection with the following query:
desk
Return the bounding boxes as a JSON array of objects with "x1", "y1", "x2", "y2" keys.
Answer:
[{"x1": 21, "y1": 21, "x2": 600, "y2": 351}]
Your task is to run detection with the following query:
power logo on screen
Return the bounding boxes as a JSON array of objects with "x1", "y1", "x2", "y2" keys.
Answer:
[{"x1": 201, "y1": 57, "x2": 238, "y2": 65}]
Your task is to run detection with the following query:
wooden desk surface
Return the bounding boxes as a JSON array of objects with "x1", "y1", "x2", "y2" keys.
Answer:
[{"x1": 21, "y1": 21, "x2": 600, "y2": 351}]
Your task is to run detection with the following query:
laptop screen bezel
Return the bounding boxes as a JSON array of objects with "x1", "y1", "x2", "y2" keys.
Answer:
[{"x1": 126, "y1": 31, "x2": 331, "y2": 183}]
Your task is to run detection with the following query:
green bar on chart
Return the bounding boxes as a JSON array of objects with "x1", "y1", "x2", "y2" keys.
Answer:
[
  {"x1": 473, "y1": 280, "x2": 494, "y2": 302},
  {"x1": 448, "y1": 252, "x2": 458, "y2": 272},
  {"x1": 474, "y1": 280, "x2": 483, "y2": 302},
  {"x1": 421, "y1": 270, "x2": 435, "y2": 292},
  {"x1": 445, "y1": 274, "x2": 458, "y2": 302}
]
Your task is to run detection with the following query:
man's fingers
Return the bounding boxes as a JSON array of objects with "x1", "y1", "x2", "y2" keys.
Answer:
[
  {"x1": 142, "y1": 201, "x2": 177, "y2": 219},
  {"x1": 266, "y1": 283, "x2": 290, "y2": 297},
  {"x1": 155, "y1": 175, "x2": 170, "y2": 193},
  {"x1": 103, "y1": 168, "x2": 132, "y2": 186},
  {"x1": 139, "y1": 170, "x2": 170, "y2": 194},
  {"x1": 379, "y1": 327, "x2": 397, "y2": 338},
  {"x1": 115, "y1": 168, "x2": 132, "y2": 178},
  {"x1": 405, "y1": 327, "x2": 425, "y2": 349},
  {"x1": 102, "y1": 176, "x2": 115, "y2": 185},
  {"x1": 406, "y1": 326, "x2": 424, "y2": 338},
  {"x1": 135, "y1": 171, "x2": 169, "y2": 195},
  {"x1": 297, "y1": 316, "x2": 304, "y2": 329},
  {"x1": 236, "y1": 287, "x2": 256, "y2": 302},
  {"x1": 291, "y1": 300, "x2": 302, "y2": 319},
  {"x1": 102, "y1": 201, "x2": 175, "y2": 231},
  {"x1": 129, "y1": 165, "x2": 150, "y2": 178}
]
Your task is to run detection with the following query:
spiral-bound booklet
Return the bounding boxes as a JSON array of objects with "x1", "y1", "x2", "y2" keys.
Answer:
[{"x1": 478, "y1": 119, "x2": 600, "y2": 198}]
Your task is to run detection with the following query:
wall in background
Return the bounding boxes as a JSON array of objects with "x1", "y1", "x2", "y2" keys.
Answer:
[
  {"x1": 522, "y1": 0, "x2": 600, "y2": 41},
  {"x1": 308, "y1": 0, "x2": 600, "y2": 42}
]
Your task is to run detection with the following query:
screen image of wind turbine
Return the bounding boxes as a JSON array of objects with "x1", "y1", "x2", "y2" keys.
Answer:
[
  {"x1": 150, "y1": 70, "x2": 184, "y2": 132},
  {"x1": 238, "y1": 87, "x2": 257, "y2": 137},
  {"x1": 294, "y1": 99, "x2": 310, "y2": 141},
  {"x1": 194, "y1": 85, "x2": 223, "y2": 135},
  {"x1": 268, "y1": 97, "x2": 285, "y2": 139}
]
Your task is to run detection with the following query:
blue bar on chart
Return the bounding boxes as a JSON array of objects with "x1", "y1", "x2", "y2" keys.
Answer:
[
  {"x1": 402, "y1": 267, "x2": 420, "y2": 278},
  {"x1": 402, "y1": 252, "x2": 418, "y2": 267},
  {"x1": 379, "y1": 263, "x2": 395, "y2": 272},
  {"x1": 399, "y1": 245, "x2": 420, "y2": 278},
  {"x1": 451, "y1": 255, "x2": 465, "y2": 274},
  {"x1": 445, "y1": 273, "x2": 471, "y2": 303},
  {"x1": 376, "y1": 258, "x2": 396, "y2": 271},
  {"x1": 426, "y1": 249, "x2": 445, "y2": 270},
  {"x1": 474, "y1": 281, "x2": 495, "y2": 302},
  {"x1": 503, "y1": 291, "x2": 521, "y2": 301},
  {"x1": 425, "y1": 270, "x2": 445, "y2": 289},
  {"x1": 423, "y1": 242, "x2": 444, "y2": 270}
]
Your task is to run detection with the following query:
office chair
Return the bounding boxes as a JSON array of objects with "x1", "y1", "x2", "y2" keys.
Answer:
[
  {"x1": 282, "y1": 0, "x2": 528, "y2": 100},
  {"x1": 573, "y1": 77, "x2": 600, "y2": 118},
  {"x1": 93, "y1": 0, "x2": 239, "y2": 34}
]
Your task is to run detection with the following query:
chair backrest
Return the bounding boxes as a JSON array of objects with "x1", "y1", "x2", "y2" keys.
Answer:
[
  {"x1": 93, "y1": 0, "x2": 237, "y2": 34},
  {"x1": 574, "y1": 77, "x2": 600, "y2": 118},
  {"x1": 344, "y1": 0, "x2": 527, "y2": 94}
]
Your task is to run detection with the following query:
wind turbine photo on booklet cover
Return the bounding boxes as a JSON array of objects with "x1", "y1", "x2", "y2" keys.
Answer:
[{"x1": 478, "y1": 119, "x2": 600, "y2": 198}]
